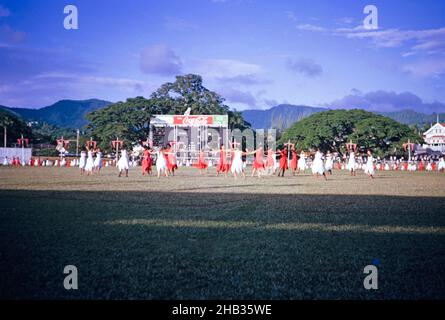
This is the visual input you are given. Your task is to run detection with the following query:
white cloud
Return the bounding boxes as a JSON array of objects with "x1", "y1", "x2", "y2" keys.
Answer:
[
  {"x1": 140, "y1": 43, "x2": 182, "y2": 76},
  {"x1": 286, "y1": 58, "x2": 323, "y2": 77},
  {"x1": 296, "y1": 24, "x2": 326, "y2": 32},
  {"x1": 328, "y1": 90, "x2": 445, "y2": 113},
  {"x1": 402, "y1": 59, "x2": 445, "y2": 78}
]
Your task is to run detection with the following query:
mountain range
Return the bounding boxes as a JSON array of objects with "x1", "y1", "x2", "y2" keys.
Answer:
[
  {"x1": 1, "y1": 99, "x2": 443, "y2": 130},
  {"x1": 1, "y1": 99, "x2": 112, "y2": 129},
  {"x1": 242, "y1": 104, "x2": 327, "y2": 130}
]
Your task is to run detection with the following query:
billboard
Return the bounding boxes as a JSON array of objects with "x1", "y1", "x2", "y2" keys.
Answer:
[{"x1": 151, "y1": 115, "x2": 228, "y2": 127}]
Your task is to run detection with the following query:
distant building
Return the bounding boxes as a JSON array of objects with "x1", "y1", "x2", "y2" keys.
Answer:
[{"x1": 423, "y1": 117, "x2": 445, "y2": 153}]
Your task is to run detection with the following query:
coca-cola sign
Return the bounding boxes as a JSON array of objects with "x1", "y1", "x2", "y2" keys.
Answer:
[
  {"x1": 173, "y1": 115, "x2": 213, "y2": 126},
  {"x1": 152, "y1": 115, "x2": 228, "y2": 127}
]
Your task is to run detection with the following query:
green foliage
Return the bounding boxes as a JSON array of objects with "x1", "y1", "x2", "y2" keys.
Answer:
[
  {"x1": 280, "y1": 109, "x2": 423, "y2": 157},
  {"x1": 85, "y1": 74, "x2": 251, "y2": 150},
  {"x1": 0, "y1": 107, "x2": 33, "y2": 146},
  {"x1": 30, "y1": 122, "x2": 77, "y2": 145},
  {"x1": 85, "y1": 96, "x2": 155, "y2": 150}
]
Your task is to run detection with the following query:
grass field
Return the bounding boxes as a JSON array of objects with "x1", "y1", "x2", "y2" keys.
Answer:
[{"x1": 0, "y1": 166, "x2": 444, "y2": 299}]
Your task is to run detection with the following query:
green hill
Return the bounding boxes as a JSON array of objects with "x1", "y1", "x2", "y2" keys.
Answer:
[{"x1": 5, "y1": 99, "x2": 112, "y2": 128}]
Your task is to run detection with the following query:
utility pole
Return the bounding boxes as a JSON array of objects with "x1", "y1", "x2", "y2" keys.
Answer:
[{"x1": 76, "y1": 129, "x2": 80, "y2": 157}]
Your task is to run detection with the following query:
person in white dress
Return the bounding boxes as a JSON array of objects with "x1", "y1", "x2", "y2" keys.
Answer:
[
  {"x1": 438, "y1": 157, "x2": 445, "y2": 172},
  {"x1": 311, "y1": 149, "x2": 327, "y2": 180},
  {"x1": 297, "y1": 151, "x2": 306, "y2": 173},
  {"x1": 426, "y1": 161, "x2": 432, "y2": 171},
  {"x1": 229, "y1": 146, "x2": 256, "y2": 179},
  {"x1": 2, "y1": 156, "x2": 9, "y2": 166},
  {"x1": 364, "y1": 150, "x2": 375, "y2": 179},
  {"x1": 324, "y1": 151, "x2": 334, "y2": 175},
  {"x1": 94, "y1": 148, "x2": 103, "y2": 175},
  {"x1": 79, "y1": 149, "x2": 87, "y2": 175},
  {"x1": 347, "y1": 151, "x2": 356, "y2": 176},
  {"x1": 85, "y1": 148, "x2": 95, "y2": 175},
  {"x1": 155, "y1": 147, "x2": 168, "y2": 178},
  {"x1": 230, "y1": 148, "x2": 244, "y2": 179},
  {"x1": 118, "y1": 148, "x2": 130, "y2": 177}
]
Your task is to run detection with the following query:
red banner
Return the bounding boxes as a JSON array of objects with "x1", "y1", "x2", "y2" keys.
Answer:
[
  {"x1": 17, "y1": 138, "x2": 29, "y2": 146},
  {"x1": 112, "y1": 140, "x2": 123, "y2": 148},
  {"x1": 173, "y1": 115, "x2": 213, "y2": 126},
  {"x1": 403, "y1": 143, "x2": 414, "y2": 151},
  {"x1": 86, "y1": 141, "x2": 97, "y2": 149}
]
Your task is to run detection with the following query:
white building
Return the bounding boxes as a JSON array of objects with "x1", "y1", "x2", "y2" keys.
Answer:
[{"x1": 423, "y1": 120, "x2": 445, "y2": 153}]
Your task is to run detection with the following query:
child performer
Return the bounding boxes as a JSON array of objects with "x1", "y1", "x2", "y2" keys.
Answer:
[
  {"x1": 118, "y1": 148, "x2": 130, "y2": 177},
  {"x1": 364, "y1": 150, "x2": 375, "y2": 179},
  {"x1": 141, "y1": 145, "x2": 153, "y2": 175},
  {"x1": 85, "y1": 147, "x2": 95, "y2": 176},
  {"x1": 216, "y1": 144, "x2": 229, "y2": 177},
  {"x1": 276, "y1": 145, "x2": 289, "y2": 177},
  {"x1": 347, "y1": 150, "x2": 357, "y2": 176},
  {"x1": 194, "y1": 150, "x2": 208, "y2": 174},
  {"x1": 93, "y1": 148, "x2": 103, "y2": 175},
  {"x1": 311, "y1": 149, "x2": 327, "y2": 180},
  {"x1": 79, "y1": 148, "x2": 87, "y2": 175},
  {"x1": 229, "y1": 146, "x2": 256, "y2": 179},
  {"x1": 155, "y1": 146, "x2": 168, "y2": 178},
  {"x1": 165, "y1": 144, "x2": 178, "y2": 176},
  {"x1": 438, "y1": 156, "x2": 445, "y2": 172},
  {"x1": 325, "y1": 151, "x2": 334, "y2": 175},
  {"x1": 266, "y1": 148, "x2": 276, "y2": 176},
  {"x1": 251, "y1": 146, "x2": 266, "y2": 178},
  {"x1": 297, "y1": 151, "x2": 306, "y2": 173},
  {"x1": 289, "y1": 144, "x2": 298, "y2": 176}
]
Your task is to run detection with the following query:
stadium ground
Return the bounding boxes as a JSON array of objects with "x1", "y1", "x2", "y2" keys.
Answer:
[{"x1": 0, "y1": 166, "x2": 444, "y2": 299}]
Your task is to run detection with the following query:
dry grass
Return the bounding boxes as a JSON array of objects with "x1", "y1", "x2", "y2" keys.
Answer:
[{"x1": 0, "y1": 166, "x2": 444, "y2": 299}]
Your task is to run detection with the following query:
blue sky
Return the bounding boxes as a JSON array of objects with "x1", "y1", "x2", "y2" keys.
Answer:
[{"x1": 0, "y1": 0, "x2": 444, "y2": 113}]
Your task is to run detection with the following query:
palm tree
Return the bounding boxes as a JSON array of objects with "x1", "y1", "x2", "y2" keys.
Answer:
[
  {"x1": 0, "y1": 117, "x2": 13, "y2": 147},
  {"x1": 228, "y1": 110, "x2": 251, "y2": 130}
]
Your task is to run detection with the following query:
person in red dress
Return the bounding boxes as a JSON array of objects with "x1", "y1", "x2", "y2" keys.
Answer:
[
  {"x1": 266, "y1": 148, "x2": 275, "y2": 175},
  {"x1": 277, "y1": 146, "x2": 289, "y2": 177},
  {"x1": 194, "y1": 150, "x2": 208, "y2": 174},
  {"x1": 418, "y1": 160, "x2": 424, "y2": 171},
  {"x1": 216, "y1": 144, "x2": 229, "y2": 177},
  {"x1": 163, "y1": 144, "x2": 173, "y2": 175},
  {"x1": 289, "y1": 144, "x2": 298, "y2": 176},
  {"x1": 251, "y1": 146, "x2": 265, "y2": 178},
  {"x1": 141, "y1": 146, "x2": 153, "y2": 175},
  {"x1": 166, "y1": 144, "x2": 178, "y2": 176}
]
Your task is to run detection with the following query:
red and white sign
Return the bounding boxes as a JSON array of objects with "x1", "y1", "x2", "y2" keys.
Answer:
[{"x1": 173, "y1": 115, "x2": 213, "y2": 126}]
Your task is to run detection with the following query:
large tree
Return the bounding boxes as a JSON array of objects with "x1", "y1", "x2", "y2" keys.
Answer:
[
  {"x1": 279, "y1": 109, "x2": 422, "y2": 157},
  {"x1": 85, "y1": 96, "x2": 155, "y2": 150},
  {"x1": 85, "y1": 74, "x2": 250, "y2": 150},
  {"x1": 151, "y1": 74, "x2": 250, "y2": 129}
]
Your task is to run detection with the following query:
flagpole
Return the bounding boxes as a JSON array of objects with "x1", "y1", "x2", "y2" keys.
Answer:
[
  {"x1": 76, "y1": 129, "x2": 80, "y2": 157},
  {"x1": 408, "y1": 139, "x2": 411, "y2": 162},
  {"x1": 21, "y1": 134, "x2": 24, "y2": 166},
  {"x1": 287, "y1": 139, "x2": 290, "y2": 168}
]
